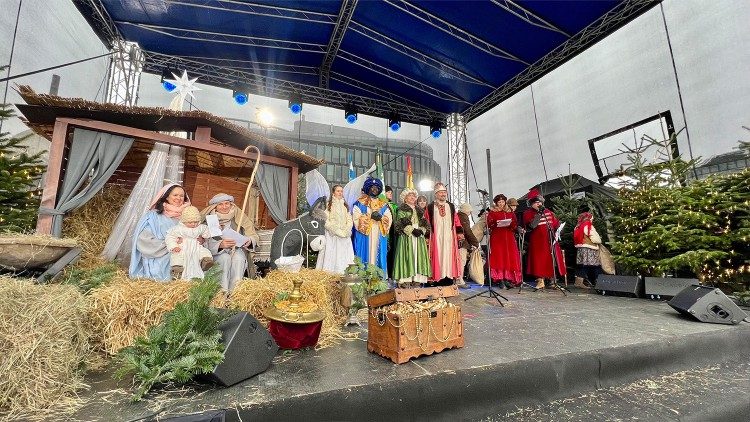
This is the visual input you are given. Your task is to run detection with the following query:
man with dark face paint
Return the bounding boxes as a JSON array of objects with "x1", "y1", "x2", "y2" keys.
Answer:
[{"x1": 352, "y1": 177, "x2": 392, "y2": 276}]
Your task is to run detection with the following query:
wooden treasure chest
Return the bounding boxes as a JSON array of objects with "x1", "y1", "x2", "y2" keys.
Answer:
[{"x1": 367, "y1": 286, "x2": 464, "y2": 364}]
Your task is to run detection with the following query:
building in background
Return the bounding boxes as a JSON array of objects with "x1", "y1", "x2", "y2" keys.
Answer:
[{"x1": 231, "y1": 118, "x2": 442, "y2": 200}]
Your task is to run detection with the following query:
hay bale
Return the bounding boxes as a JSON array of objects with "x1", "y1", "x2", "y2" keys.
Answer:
[
  {"x1": 88, "y1": 276, "x2": 200, "y2": 355},
  {"x1": 229, "y1": 269, "x2": 352, "y2": 349},
  {"x1": 89, "y1": 268, "x2": 353, "y2": 355},
  {"x1": 0, "y1": 276, "x2": 91, "y2": 419},
  {"x1": 62, "y1": 184, "x2": 129, "y2": 266}
]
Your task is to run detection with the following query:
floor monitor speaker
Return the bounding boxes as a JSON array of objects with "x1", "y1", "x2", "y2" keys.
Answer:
[{"x1": 668, "y1": 285, "x2": 747, "y2": 325}]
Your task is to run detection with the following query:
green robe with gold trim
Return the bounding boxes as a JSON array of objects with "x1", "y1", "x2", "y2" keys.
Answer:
[{"x1": 392, "y1": 203, "x2": 431, "y2": 284}]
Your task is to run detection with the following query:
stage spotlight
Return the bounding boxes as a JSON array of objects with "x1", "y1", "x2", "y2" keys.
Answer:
[
  {"x1": 344, "y1": 104, "x2": 358, "y2": 125},
  {"x1": 288, "y1": 95, "x2": 303, "y2": 114},
  {"x1": 160, "y1": 69, "x2": 177, "y2": 92},
  {"x1": 258, "y1": 108, "x2": 274, "y2": 127},
  {"x1": 232, "y1": 84, "x2": 249, "y2": 106},
  {"x1": 429, "y1": 120, "x2": 443, "y2": 139},
  {"x1": 388, "y1": 114, "x2": 401, "y2": 132}
]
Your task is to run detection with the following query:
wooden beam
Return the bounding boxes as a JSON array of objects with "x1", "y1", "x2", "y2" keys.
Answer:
[
  {"x1": 289, "y1": 166, "x2": 298, "y2": 219},
  {"x1": 195, "y1": 126, "x2": 211, "y2": 143},
  {"x1": 36, "y1": 119, "x2": 69, "y2": 235},
  {"x1": 57, "y1": 118, "x2": 298, "y2": 169}
]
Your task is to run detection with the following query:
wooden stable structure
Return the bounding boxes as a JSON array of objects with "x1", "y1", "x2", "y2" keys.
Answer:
[{"x1": 15, "y1": 86, "x2": 323, "y2": 234}]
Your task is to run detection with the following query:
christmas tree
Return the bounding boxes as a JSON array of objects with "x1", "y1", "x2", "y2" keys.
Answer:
[
  {"x1": 608, "y1": 132, "x2": 749, "y2": 292},
  {"x1": 0, "y1": 95, "x2": 44, "y2": 232}
]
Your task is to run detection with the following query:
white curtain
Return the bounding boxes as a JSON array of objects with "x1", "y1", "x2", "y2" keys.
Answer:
[{"x1": 100, "y1": 143, "x2": 184, "y2": 264}]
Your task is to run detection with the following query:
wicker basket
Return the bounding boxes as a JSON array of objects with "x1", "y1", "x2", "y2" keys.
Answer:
[
  {"x1": 0, "y1": 235, "x2": 78, "y2": 270},
  {"x1": 274, "y1": 255, "x2": 305, "y2": 273}
]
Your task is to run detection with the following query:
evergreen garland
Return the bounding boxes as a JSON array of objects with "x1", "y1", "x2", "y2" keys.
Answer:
[
  {"x1": 115, "y1": 266, "x2": 227, "y2": 400},
  {"x1": 0, "y1": 90, "x2": 44, "y2": 232}
]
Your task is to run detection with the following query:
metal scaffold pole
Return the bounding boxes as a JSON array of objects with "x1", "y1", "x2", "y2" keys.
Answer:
[
  {"x1": 105, "y1": 41, "x2": 143, "y2": 106},
  {"x1": 447, "y1": 113, "x2": 468, "y2": 205}
]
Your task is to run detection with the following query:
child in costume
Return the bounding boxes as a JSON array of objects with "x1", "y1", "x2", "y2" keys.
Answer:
[{"x1": 165, "y1": 206, "x2": 214, "y2": 279}]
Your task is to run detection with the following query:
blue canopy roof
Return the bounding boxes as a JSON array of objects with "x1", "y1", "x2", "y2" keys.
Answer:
[{"x1": 75, "y1": 0, "x2": 659, "y2": 125}]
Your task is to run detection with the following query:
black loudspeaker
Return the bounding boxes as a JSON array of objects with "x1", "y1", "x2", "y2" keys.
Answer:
[
  {"x1": 201, "y1": 311, "x2": 278, "y2": 387},
  {"x1": 668, "y1": 285, "x2": 748, "y2": 325},
  {"x1": 644, "y1": 277, "x2": 698, "y2": 300},
  {"x1": 595, "y1": 275, "x2": 644, "y2": 298}
]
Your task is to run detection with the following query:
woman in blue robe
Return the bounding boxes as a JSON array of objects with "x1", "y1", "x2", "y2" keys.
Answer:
[{"x1": 129, "y1": 184, "x2": 191, "y2": 281}]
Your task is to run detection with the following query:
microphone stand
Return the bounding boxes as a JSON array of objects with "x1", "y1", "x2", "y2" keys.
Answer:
[
  {"x1": 464, "y1": 190, "x2": 508, "y2": 305},
  {"x1": 542, "y1": 207, "x2": 569, "y2": 296},
  {"x1": 517, "y1": 226, "x2": 541, "y2": 293}
]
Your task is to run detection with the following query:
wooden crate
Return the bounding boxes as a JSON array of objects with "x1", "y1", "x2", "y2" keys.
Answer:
[
  {"x1": 367, "y1": 285, "x2": 459, "y2": 308},
  {"x1": 367, "y1": 304, "x2": 464, "y2": 364}
]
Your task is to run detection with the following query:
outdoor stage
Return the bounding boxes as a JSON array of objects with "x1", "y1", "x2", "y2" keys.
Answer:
[{"x1": 73, "y1": 286, "x2": 750, "y2": 422}]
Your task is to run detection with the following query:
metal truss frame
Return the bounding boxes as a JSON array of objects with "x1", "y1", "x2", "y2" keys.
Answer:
[
  {"x1": 74, "y1": 0, "x2": 660, "y2": 126},
  {"x1": 163, "y1": 0, "x2": 337, "y2": 24},
  {"x1": 105, "y1": 40, "x2": 143, "y2": 106},
  {"x1": 336, "y1": 49, "x2": 470, "y2": 104},
  {"x1": 462, "y1": 0, "x2": 661, "y2": 122},
  {"x1": 73, "y1": 0, "x2": 123, "y2": 46},
  {"x1": 490, "y1": 0, "x2": 571, "y2": 37},
  {"x1": 383, "y1": 0, "x2": 529, "y2": 64},
  {"x1": 348, "y1": 21, "x2": 493, "y2": 88},
  {"x1": 168, "y1": 56, "x2": 320, "y2": 76},
  {"x1": 447, "y1": 113, "x2": 468, "y2": 205},
  {"x1": 118, "y1": 22, "x2": 328, "y2": 53},
  {"x1": 320, "y1": 0, "x2": 358, "y2": 88},
  {"x1": 144, "y1": 51, "x2": 445, "y2": 125}
]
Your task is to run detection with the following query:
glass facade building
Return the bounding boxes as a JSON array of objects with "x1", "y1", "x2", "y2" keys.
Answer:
[{"x1": 241, "y1": 120, "x2": 442, "y2": 200}]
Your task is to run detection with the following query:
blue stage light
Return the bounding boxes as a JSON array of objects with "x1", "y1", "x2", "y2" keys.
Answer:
[
  {"x1": 388, "y1": 114, "x2": 401, "y2": 132},
  {"x1": 233, "y1": 90, "x2": 249, "y2": 106},
  {"x1": 160, "y1": 69, "x2": 177, "y2": 92},
  {"x1": 344, "y1": 104, "x2": 358, "y2": 124},
  {"x1": 162, "y1": 80, "x2": 177, "y2": 92},
  {"x1": 429, "y1": 119, "x2": 444, "y2": 139}
]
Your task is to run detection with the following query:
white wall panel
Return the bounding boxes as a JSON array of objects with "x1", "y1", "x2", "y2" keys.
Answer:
[
  {"x1": 0, "y1": 0, "x2": 109, "y2": 135},
  {"x1": 462, "y1": 0, "x2": 749, "y2": 201}
]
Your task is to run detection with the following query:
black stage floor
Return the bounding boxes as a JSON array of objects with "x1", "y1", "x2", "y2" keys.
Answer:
[{"x1": 72, "y1": 286, "x2": 750, "y2": 422}]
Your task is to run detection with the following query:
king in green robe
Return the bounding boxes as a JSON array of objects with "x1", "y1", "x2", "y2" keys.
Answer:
[{"x1": 392, "y1": 188, "x2": 431, "y2": 287}]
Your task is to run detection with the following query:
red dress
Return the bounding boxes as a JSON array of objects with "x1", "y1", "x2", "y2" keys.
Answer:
[
  {"x1": 523, "y1": 208, "x2": 567, "y2": 279},
  {"x1": 487, "y1": 209, "x2": 521, "y2": 283}
]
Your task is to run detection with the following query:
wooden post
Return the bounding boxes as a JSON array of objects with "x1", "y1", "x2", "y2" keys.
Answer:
[
  {"x1": 36, "y1": 119, "x2": 69, "y2": 235},
  {"x1": 289, "y1": 165, "x2": 299, "y2": 219},
  {"x1": 195, "y1": 126, "x2": 211, "y2": 143}
]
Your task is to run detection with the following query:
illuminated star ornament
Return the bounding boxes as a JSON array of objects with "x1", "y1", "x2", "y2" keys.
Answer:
[{"x1": 165, "y1": 70, "x2": 201, "y2": 111}]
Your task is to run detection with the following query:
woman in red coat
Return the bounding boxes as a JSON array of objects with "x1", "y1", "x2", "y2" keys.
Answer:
[
  {"x1": 487, "y1": 194, "x2": 521, "y2": 288},
  {"x1": 522, "y1": 188, "x2": 566, "y2": 289}
]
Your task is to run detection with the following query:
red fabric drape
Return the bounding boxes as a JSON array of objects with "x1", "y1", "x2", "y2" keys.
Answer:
[{"x1": 268, "y1": 320, "x2": 323, "y2": 349}]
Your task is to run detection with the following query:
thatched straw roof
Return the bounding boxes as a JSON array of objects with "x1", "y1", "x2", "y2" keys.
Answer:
[{"x1": 14, "y1": 85, "x2": 323, "y2": 172}]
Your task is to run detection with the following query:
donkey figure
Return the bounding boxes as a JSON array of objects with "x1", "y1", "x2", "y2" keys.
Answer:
[{"x1": 269, "y1": 197, "x2": 327, "y2": 268}]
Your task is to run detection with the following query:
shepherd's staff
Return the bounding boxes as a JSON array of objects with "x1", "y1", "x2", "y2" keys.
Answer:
[{"x1": 231, "y1": 145, "x2": 262, "y2": 260}]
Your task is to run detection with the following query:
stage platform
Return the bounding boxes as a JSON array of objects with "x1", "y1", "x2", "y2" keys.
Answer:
[{"x1": 72, "y1": 285, "x2": 750, "y2": 422}]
